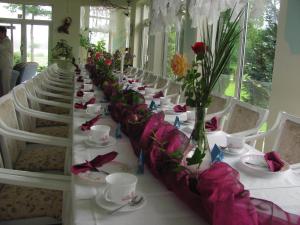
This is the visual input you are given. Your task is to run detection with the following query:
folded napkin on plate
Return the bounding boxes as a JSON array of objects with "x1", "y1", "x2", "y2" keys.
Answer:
[
  {"x1": 173, "y1": 104, "x2": 187, "y2": 112},
  {"x1": 77, "y1": 76, "x2": 83, "y2": 82},
  {"x1": 74, "y1": 97, "x2": 96, "y2": 109},
  {"x1": 205, "y1": 117, "x2": 218, "y2": 131},
  {"x1": 71, "y1": 151, "x2": 118, "y2": 175},
  {"x1": 80, "y1": 115, "x2": 101, "y2": 131},
  {"x1": 76, "y1": 90, "x2": 83, "y2": 97},
  {"x1": 264, "y1": 151, "x2": 285, "y2": 172},
  {"x1": 138, "y1": 85, "x2": 148, "y2": 91},
  {"x1": 153, "y1": 91, "x2": 164, "y2": 99}
]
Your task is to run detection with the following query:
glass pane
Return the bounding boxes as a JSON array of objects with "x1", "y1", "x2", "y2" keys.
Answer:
[
  {"x1": 143, "y1": 5, "x2": 149, "y2": 20},
  {"x1": 90, "y1": 32, "x2": 109, "y2": 51},
  {"x1": 89, "y1": 17, "x2": 110, "y2": 30},
  {"x1": 26, "y1": 24, "x2": 49, "y2": 67},
  {"x1": 25, "y1": 5, "x2": 52, "y2": 20},
  {"x1": 0, "y1": 23, "x2": 22, "y2": 64},
  {"x1": 166, "y1": 26, "x2": 177, "y2": 78},
  {"x1": 90, "y1": 6, "x2": 110, "y2": 18},
  {"x1": 0, "y1": 3, "x2": 22, "y2": 19},
  {"x1": 213, "y1": 41, "x2": 239, "y2": 97},
  {"x1": 241, "y1": 1, "x2": 280, "y2": 108},
  {"x1": 142, "y1": 26, "x2": 149, "y2": 69}
]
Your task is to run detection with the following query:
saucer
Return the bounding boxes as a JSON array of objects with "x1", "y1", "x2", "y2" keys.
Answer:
[
  {"x1": 77, "y1": 161, "x2": 131, "y2": 183},
  {"x1": 220, "y1": 146, "x2": 249, "y2": 156},
  {"x1": 84, "y1": 136, "x2": 116, "y2": 148},
  {"x1": 95, "y1": 191, "x2": 146, "y2": 212}
]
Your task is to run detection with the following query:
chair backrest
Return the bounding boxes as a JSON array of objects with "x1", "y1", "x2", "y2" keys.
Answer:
[
  {"x1": 207, "y1": 94, "x2": 231, "y2": 114},
  {"x1": 154, "y1": 76, "x2": 169, "y2": 90},
  {"x1": 164, "y1": 81, "x2": 181, "y2": 103},
  {"x1": 223, "y1": 99, "x2": 269, "y2": 135},
  {"x1": 23, "y1": 80, "x2": 41, "y2": 111},
  {"x1": 13, "y1": 85, "x2": 36, "y2": 131},
  {"x1": 20, "y1": 62, "x2": 39, "y2": 83},
  {"x1": 270, "y1": 112, "x2": 300, "y2": 164},
  {"x1": 143, "y1": 72, "x2": 157, "y2": 85},
  {"x1": 0, "y1": 94, "x2": 25, "y2": 168}
]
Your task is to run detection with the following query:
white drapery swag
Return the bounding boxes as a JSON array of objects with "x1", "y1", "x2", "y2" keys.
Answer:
[{"x1": 149, "y1": 0, "x2": 267, "y2": 35}]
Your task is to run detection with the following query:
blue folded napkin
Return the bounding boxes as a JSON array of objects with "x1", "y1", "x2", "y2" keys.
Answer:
[
  {"x1": 136, "y1": 150, "x2": 144, "y2": 174},
  {"x1": 115, "y1": 123, "x2": 122, "y2": 139},
  {"x1": 149, "y1": 100, "x2": 157, "y2": 111},
  {"x1": 210, "y1": 144, "x2": 224, "y2": 163},
  {"x1": 174, "y1": 116, "x2": 180, "y2": 129}
]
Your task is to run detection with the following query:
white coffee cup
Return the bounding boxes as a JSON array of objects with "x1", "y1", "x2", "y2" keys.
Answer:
[
  {"x1": 83, "y1": 83, "x2": 93, "y2": 91},
  {"x1": 83, "y1": 92, "x2": 95, "y2": 102},
  {"x1": 84, "y1": 78, "x2": 92, "y2": 84},
  {"x1": 90, "y1": 125, "x2": 110, "y2": 143},
  {"x1": 145, "y1": 87, "x2": 156, "y2": 95},
  {"x1": 226, "y1": 135, "x2": 245, "y2": 150},
  {"x1": 187, "y1": 110, "x2": 195, "y2": 121},
  {"x1": 86, "y1": 104, "x2": 101, "y2": 114},
  {"x1": 160, "y1": 97, "x2": 171, "y2": 106},
  {"x1": 104, "y1": 173, "x2": 137, "y2": 204}
]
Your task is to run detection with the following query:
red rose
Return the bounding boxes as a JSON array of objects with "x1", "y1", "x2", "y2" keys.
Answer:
[
  {"x1": 104, "y1": 59, "x2": 112, "y2": 66},
  {"x1": 191, "y1": 42, "x2": 207, "y2": 60},
  {"x1": 95, "y1": 52, "x2": 102, "y2": 61}
]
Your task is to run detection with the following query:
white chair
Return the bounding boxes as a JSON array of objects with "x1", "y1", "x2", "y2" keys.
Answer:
[
  {"x1": 141, "y1": 72, "x2": 158, "y2": 86},
  {"x1": 208, "y1": 98, "x2": 269, "y2": 137},
  {"x1": 0, "y1": 153, "x2": 71, "y2": 225},
  {"x1": 164, "y1": 80, "x2": 182, "y2": 104},
  {"x1": 125, "y1": 67, "x2": 139, "y2": 78},
  {"x1": 245, "y1": 111, "x2": 300, "y2": 164},
  {"x1": 13, "y1": 85, "x2": 71, "y2": 133},
  {"x1": 24, "y1": 80, "x2": 71, "y2": 115},
  {"x1": 0, "y1": 93, "x2": 71, "y2": 172}
]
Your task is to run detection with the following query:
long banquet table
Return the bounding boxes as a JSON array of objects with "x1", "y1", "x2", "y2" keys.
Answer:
[{"x1": 71, "y1": 72, "x2": 300, "y2": 225}]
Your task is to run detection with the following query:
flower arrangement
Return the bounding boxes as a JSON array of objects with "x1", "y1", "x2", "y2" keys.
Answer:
[{"x1": 171, "y1": 10, "x2": 243, "y2": 167}]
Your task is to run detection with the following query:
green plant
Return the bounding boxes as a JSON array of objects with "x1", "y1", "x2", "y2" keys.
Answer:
[
  {"x1": 91, "y1": 40, "x2": 106, "y2": 53},
  {"x1": 51, "y1": 39, "x2": 73, "y2": 60},
  {"x1": 13, "y1": 52, "x2": 22, "y2": 64}
]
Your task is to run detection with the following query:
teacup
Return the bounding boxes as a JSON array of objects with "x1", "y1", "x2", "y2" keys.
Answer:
[
  {"x1": 83, "y1": 92, "x2": 95, "y2": 102},
  {"x1": 84, "y1": 78, "x2": 92, "y2": 84},
  {"x1": 83, "y1": 83, "x2": 93, "y2": 91},
  {"x1": 104, "y1": 173, "x2": 137, "y2": 204},
  {"x1": 226, "y1": 135, "x2": 245, "y2": 150},
  {"x1": 144, "y1": 87, "x2": 156, "y2": 95},
  {"x1": 160, "y1": 97, "x2": 171, "y2": 106},
  {"x1": 86, "y1": 104, "x2": 101, "y2": 115},
  {"x1": 187, "y1": 110, "x2": 195, "y2": 121},
  {"x1": 90, "y1": 125, "x2": 110, "y2": 143}
]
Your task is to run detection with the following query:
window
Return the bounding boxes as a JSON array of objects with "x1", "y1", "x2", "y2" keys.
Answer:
[
  {"x1": 0, "y1": 3, "x2": 22, "y2": 19},
  {"x1": 80, "y1": 6, "x2": 111, "y2": 51},
  {"x1": 141, "y1": 5, "x2": 150, "y2": 69},
  {"x1": 25, "y1": 5, "x2": 52, "y2": 20},
  {"x1": 240, "y1": 1, "x2": 280, "y2": 109},
  {"x1": 166, "y1": 26, "x2": 177, "y2": 78}
]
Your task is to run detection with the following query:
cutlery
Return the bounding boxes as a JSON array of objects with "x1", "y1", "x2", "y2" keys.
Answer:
[{"x1": 108, "y1": 196, "x2": 144, "y2": 215}]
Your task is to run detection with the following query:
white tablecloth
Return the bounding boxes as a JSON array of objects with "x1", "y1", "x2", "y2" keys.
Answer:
[{"x1": 71, "y1": 82, "x2": 300, "y2": 225}]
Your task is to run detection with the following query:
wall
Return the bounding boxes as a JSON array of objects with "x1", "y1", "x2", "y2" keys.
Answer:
[{"x1": 265, "y1": 0, "x2": 300, "y2": 149}]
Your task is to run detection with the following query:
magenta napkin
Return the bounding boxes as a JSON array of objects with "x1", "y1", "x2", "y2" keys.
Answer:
[
  {"x1": 76, "y1": 90, "x2": 83, "y2": 97},
  {"x1": 205, "y1": 117, "x2": 218, "y2": 131},
  {"x1": 173, "y1": 104, "x2": 187, "y2": 112},
  {"x1": 77, "y1": 76, "x2": 83, "y2": 82},
  {"x1": 80, "y1": 115, "x2": 101, "y2": 131},
  {"x1": 138, "y1": 85, "x2": 148, "y2": 91},
  {"x1": 264, "y1": 151, "x2": 285, "y2": 172},
  {"x1": 74, "y1": 97, "x2": 96, "y2": 109},
  {"x1": 153, "y1": 91, "x2": 164, "y2": 99},
  {"x1": 71, "y1": 152, "x2": 118, "y2": 175}
]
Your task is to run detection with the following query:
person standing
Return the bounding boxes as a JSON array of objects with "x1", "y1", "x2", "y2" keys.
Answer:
[{"x1": 0, "y1": 26, "x2": 13, "y2": 95}]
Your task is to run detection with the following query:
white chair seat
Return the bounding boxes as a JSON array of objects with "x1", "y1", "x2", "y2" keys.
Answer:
[{"x1": 33, "y1": 126, "x2": 69, "y2": 138}]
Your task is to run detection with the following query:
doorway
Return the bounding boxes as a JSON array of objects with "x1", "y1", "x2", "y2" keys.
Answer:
[{"x1": 0, "y1": 2, "x2": 52, "y2": 71}]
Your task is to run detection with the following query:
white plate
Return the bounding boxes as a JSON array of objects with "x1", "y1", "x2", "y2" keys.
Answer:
[
  {"x1": 84, "y1": 136, "x2": 116, "y2": 148},
  {"x1": 221, "y1": 146, "x2": 249, "y2": 156},
  {"x1": 239, "y1": 154, "x2": 290, "y2": 176},
  {"x1": 95, "y1": 191, "x2": 146, "y2": 212},
  {"x1": 77, "y1": 161, "x2": 131, "y2": 183},
  {"x1": 164, "y1": 110, "x2": 185, "y2": 115}
]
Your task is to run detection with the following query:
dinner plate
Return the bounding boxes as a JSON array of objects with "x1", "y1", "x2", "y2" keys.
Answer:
[
  {"x1": 95, "y1": 191, "x2": 146, "y2": 212},
  {"x1": 77, "y1": 161, "x2": 131, "y2": 183},
  {"x1": 84, "y1": 136, "x2": 116, "y2": 148},
  {"x1": 239, "y1": 154, "x2": 290, "y2": 176},
  {"x1": 164, "y1": 109, "x2": 185, "y2": 115}
]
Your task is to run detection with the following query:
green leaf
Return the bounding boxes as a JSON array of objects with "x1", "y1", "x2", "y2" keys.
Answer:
[
  {"x1": 169, "y1": 150, "x2": 183, "y2": 160},
  {"x1": 186, "y1": 147, "x2": 206, "y2": 166}
]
